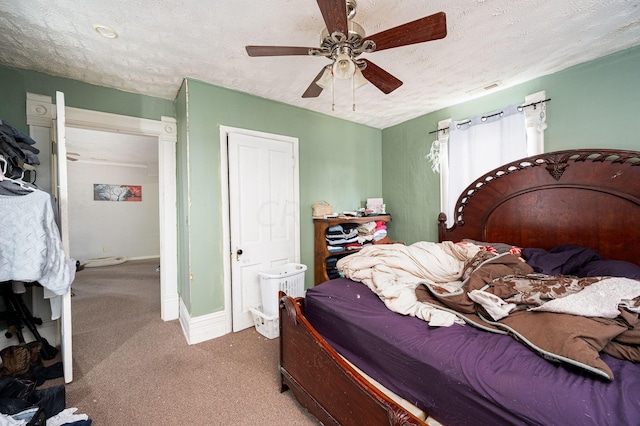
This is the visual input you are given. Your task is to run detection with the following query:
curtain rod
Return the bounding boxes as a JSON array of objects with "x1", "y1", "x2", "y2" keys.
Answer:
[{"x1": 428, "y1": 98, "x2": 551, "y2": 135}]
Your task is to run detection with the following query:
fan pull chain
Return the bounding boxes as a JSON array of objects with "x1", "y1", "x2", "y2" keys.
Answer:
[
  {"x1": 331, "y1": 73, "x2": 335, "y2": 111},
  {"x1": 352, "y1": 74, "x2": 356, "y2": 111}
]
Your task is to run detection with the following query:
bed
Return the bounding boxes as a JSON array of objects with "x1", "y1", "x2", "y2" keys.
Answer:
[{"x1": 278, "y1": 149, "x2": 640, "y2": 425}]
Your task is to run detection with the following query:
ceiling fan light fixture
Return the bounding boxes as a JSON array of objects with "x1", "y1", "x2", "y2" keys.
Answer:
[
  {"x1": 353, "y1": 67, "x2": 367, "y2": 89},
  {"x1": 332, "y1": 49, "x2": 356, "y2": 80},
  {"x1": 316, "y1": 65, "x2": 367, "y2": 92},
  {"x1": 245, "y1": 3, "x2": 448, "y2": 101},
  {"x1": 316, "y1": 67, "x2": 333, "y2": 92}
]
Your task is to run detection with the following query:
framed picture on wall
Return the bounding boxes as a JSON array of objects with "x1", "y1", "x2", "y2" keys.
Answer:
[{"x1": 93, "y1": 184, "x2": 142, "y2": 202}]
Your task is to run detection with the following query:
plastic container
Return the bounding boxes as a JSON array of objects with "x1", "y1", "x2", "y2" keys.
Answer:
[
  {"x1": 249, "y1": 306, "x2": 279, "y2": 339},
  {"x1": 259, "y1": 263, "x2": 307, "y2": 317}
]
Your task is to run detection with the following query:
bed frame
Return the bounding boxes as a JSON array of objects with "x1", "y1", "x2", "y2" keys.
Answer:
[
  {"x1": 279, "y1": 149, "x2": 640, "y2": 425},
  {"x1": 438, "y1": 149, "x2": 640, "y2": 265}
]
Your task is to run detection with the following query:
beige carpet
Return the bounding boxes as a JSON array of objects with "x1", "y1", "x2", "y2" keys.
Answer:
[{"x1": 63, "y1": 258, "x2": 318, "y2": 425}]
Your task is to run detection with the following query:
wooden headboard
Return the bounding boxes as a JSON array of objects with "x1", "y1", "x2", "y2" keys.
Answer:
[{"x1": 438, "y1": 149, "x2": 640, "y2": 265}]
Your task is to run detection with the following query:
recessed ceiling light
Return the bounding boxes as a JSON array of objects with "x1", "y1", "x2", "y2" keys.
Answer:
[{"x1": 93, "y1": 24, "x2": 118, "y2": 39}]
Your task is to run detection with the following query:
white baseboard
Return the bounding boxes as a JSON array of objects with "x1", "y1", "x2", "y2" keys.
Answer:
[
  {"x1": 126, "y1": 255, "x2": 161, "y2": 261},
  {"x1": 162, "y1": 293, "x2": 180, "y2": 321},
  {"x1": 178, "y1": 299, "x2": 227, "y2": 345}
]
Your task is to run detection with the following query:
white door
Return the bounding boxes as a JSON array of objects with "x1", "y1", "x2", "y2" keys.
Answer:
[
  {"x1": 53, "y1": 91, "x2": 73, "y2": 383},
  {"x1": 228, "y1": 132, "x2": 298, "y2": 331}
]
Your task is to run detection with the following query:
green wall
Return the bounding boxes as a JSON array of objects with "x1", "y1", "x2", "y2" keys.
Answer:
[
  {"x1": 4, "y1": 43, "x2": 639, "y2": 321},
  {"x1": 174, "y1": 80, "x2": 191, "y2": 306},
  {"x1": 0, "y1": 64, "x2": 179, "y2": 307},
  {"x1": 0, "y1": 63, "x2": 382, "y2": 319},
  {"x1": 0, "y1": 66, "x2": 175, "y2": 132},
  {"x1": 382, "y1": 45, "x2": 640, "y2": 246},
  {"x1": 181, "y1": 79, "x2": 382, "y2": 316}
]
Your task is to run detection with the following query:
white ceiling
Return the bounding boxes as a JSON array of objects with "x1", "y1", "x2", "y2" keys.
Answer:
[
  {"x1": 1, "y1": 0, "x2": 640, "y2": 130},
  {"x1": 66, "y1": 127, "x2": 157, "y2": 167}
]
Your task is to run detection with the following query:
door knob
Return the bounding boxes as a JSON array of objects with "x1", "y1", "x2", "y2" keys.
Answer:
[{"x1": 236, "y1": 248, "x2": 243, "y2": 261}]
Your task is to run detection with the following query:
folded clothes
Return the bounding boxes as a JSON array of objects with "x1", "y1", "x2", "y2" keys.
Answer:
[
  {"x1": 326, "y1": 228, "x2": 359, "y2": 240},
  {"x1": 357, "y1": 235, "x2": 374, "y2": 244},
  {"x1": 325, "y1": 237, "x2": 358, "y2": 245},
  {"x1": 327, "y1": 226, "x2": 358, "y2": 235},
  {"x1": 373, "y1": 229, "x2": 387, "y2": 241},
  {"x1": 327, "y1": 229, "x2": 358, "y2": 237},
  {"x1": 357, "y1": 222, "x2": 376, "y2": 234}
]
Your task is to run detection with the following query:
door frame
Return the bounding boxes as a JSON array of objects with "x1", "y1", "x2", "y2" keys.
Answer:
[
  {"x1": 219, "y1": 125, "x2": 300, "y2": 333},
  {"x1": 26, "y1": 93, "x2": 180, "y2": 321}
]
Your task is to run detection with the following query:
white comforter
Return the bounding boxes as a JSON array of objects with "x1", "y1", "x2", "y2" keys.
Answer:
[{"x1": 337, "y1": 241, "x2": 481, "y2": 326}]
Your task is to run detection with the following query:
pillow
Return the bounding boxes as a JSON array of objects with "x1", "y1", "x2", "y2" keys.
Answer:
[
  {"x1": 522, "y1": 245, "x2": 601, "y2": 275},
  {"x1": 577, "y1": 260, "x2": 640, "y2": 279}
]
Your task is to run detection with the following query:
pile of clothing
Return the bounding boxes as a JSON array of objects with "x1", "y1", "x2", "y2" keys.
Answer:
[
  {"x1": 326, "y1": 257, "x2": 341, "y2": 280},
  {"x1": 326, "y1": 220, "x2": 391, "y2": 254},
  {"x1": 325, "y1": 220, "x2": 392, "y2": 280},
  {"x1": 0, "y1": 119, "x2": 40, "y2": 178},
  {"x1": 0, "y1": 345, "x2": 91, "y2": 425},
  {"x1": 325, "y1": 223, "x2": 360, "y2": 253},
  {"x1": 356, "y1": 220, "x2": 390, "y2": 245}
]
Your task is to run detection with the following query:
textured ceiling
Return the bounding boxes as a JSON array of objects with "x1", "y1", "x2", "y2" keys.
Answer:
[{"x1": 1, "y1": 0, "x2": 639, "y2": 129}]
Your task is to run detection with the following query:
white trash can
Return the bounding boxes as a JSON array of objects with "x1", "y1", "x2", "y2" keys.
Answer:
[{"x1": 258, "y1": 263, "x2": 307, "y2": 317}]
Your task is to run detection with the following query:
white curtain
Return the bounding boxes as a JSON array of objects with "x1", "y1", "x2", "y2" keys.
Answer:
[
  {"x1": 445, "y1": 104, "x2": 527, "y2": 227},
  {"x1": 524, "y1": 91, "x2": 547, "y2": 156},
  {"x1": 435, "y1": 119, "x2": 451, "y2": 220}
]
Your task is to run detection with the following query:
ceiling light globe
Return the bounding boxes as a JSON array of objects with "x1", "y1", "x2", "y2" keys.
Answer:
[{"x1": 333, "y1": 52, "x2": 356, "y2": 80}]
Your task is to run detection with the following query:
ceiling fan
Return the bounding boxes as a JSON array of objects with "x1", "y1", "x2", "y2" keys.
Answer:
[{"x1": 245, "y1": 0, "x2": 447, "y2": 100}]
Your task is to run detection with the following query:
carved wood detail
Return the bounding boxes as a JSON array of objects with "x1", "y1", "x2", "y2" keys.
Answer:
[
  {"x1": 544, "y1": 153, "x2": 570, "y2": 180},
  {"x1": 438, "y1": 149, "x2": 640, "y2": 266},
  {"x1": 279, "y1": 292, "x2": 301, "y2": 325},
  {"x1": 388, "y1": 406, "x2": 423, "y2": 425},
  {"x1": 443, "y1": 149, "x2": 640, "y2": 229}
]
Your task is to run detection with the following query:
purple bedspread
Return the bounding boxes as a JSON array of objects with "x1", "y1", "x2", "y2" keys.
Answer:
[{"x1": 305, "y1": 278, "x2": 640, "y2": 426}]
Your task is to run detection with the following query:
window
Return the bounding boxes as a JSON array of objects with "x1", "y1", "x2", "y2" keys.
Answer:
[{"x1": 436, "y1": 91, "x2": 547, "y2": 227}]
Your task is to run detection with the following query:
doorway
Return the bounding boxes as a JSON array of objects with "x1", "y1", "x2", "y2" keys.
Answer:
[
  {"x1": 64, "y1": 107, "x2": 179, "y2": 322},
  {"x1": 26, "y1": 93, "x2": 179, "y2": 322},
  {"x1": 219, "y1": 126, "x2": 301, "y2": 333},
  {"x1": 65, "y1": 127, "x2": 159, "y2": 262}
]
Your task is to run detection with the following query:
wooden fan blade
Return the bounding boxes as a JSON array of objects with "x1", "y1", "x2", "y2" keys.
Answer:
[
  {"x1": 316, "y1": 0, "x2": 348, "y2": 36},
  {"x1": 364, "y1": 11, "x2": 447, "y2": 52},
  {"x1": 302, "y1": 68, "x2": 328, "y2": 98},
  {"x1": 246, "y1": 46, "x2": 316, "y2": 57},
  {"x1": 360, "y1": 60, "x2": 403, "y2": 94}
]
